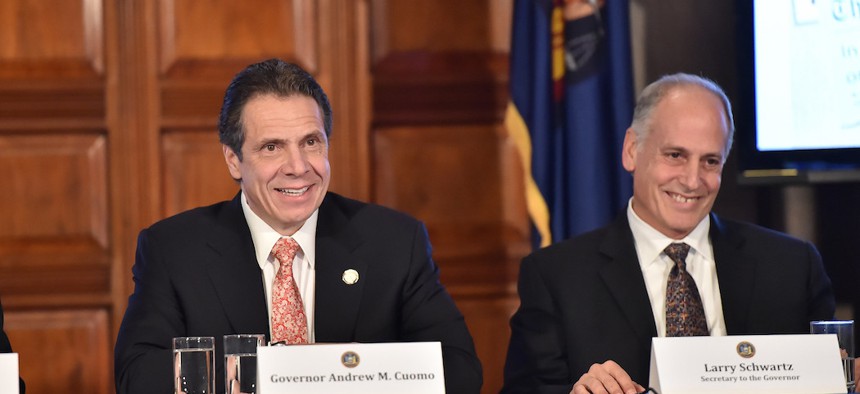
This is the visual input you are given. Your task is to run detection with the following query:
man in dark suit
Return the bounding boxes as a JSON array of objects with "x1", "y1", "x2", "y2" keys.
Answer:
[
  {"x1": 1, "y1": 298, "x2": 25, "y2": 393},
  {"x1": 115, "y1": 59, "x2": 482, "y2": 394},
  {"x1": 501, "y1": 73, "x2": 836, "y2": 394}
]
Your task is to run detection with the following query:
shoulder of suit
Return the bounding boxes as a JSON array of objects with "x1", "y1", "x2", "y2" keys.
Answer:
[
  {"x1": 144, "y1": 199, "x2": 235, "y2": 234},
  {"x1": 527, "y1": 221, "x2": 615, "y2": 261},
  {"x1": 711, "y1": 214, "x2": 812, "y2": 247}
]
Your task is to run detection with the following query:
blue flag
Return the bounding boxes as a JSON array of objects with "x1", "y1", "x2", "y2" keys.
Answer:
[{"x1": 506, "y1": 0, "x2": 634, "y2": 248}]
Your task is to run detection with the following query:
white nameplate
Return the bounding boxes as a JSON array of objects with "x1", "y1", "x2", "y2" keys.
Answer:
[
  {"x1": 257, "y1": 342, "x2": 445, "y2": 394},
  {"x1": 649, "y1": 334, "x2": 845, "y2": 394},
  {"x1": 0, "y1": 353, "x2": 19, "y2": 394}
]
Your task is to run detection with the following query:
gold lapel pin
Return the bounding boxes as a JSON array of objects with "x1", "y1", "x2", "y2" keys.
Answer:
[{"x1": 342, "y1": 269, "x2": 359, "y2": 285}]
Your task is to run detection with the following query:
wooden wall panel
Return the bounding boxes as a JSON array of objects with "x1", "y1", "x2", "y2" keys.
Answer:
[
  {"x1": 157, "y1": 0, "x2": 318, "y2": 130},
  {"x1": 371, "y1": 0, "x2": 509, "y2": 125},
  {"x1": 373, "y1": 124, "x2": 527, "y2": 291},
  {"x1": 0, "y1": 1, "x2": 113, "y2": 392},
  {"x1": 375, "y1": 0, "x2": 491, "y2": 55},
  {"x1": 459, "y1": 297, "x2": 519, "y2": 394},
  {"x1": 157, "y1": 0, "x2": 316, "y2": 77},
  {"x1": 375, "y1": 126, "x2": 501, "y2": 220},
  {"x1": 0, "y1": 0, "x2": 516, "y2": 393},
  {"x1": 161, "y1": 129, "x2": 240, "y2": 217},
  {"x1": 374, "y1": 125, "x2": 516, "y2": 253},
  {"x1": 373, "y1": 122, "x2": 526, "y2": 393},
  {"x1": 0, "y1": 82, "x2": 105, "y2": 129},
  {"x1": 314, "y1": 0, "x2": 372, "y2": 200},
  {"x1": 0, "y1": 0, "x2": 103, "y2": 78},
  {"x1": 0, "y1": 134, "x2": 109, "y2": 296},
  {"x1": 0, "y1": 0, "x2": 106, "y2": 130},
  {"x1": 0, "y1": 135, "x2": 107, "y2": 241},
  {"x1": 6, "y1": 309, "x2": 111, "y2": 394},
  {"x1": 371, "y1": 2, "x2": 519, "y2": 392}
]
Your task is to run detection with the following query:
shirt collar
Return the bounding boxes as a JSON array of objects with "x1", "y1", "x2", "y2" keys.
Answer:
[
  {"x1": 626, "y1": 198, "x2": 712, "y2": 268},
  {"x1": 241, "y1": 191, "x2": 318, "y2": 269}
]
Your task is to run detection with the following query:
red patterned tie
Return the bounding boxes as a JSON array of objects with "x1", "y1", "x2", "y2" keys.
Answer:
[
  {"x1": 271, "y1": 237, "x2": 308, "y2": 344},
  {"x1": 664, "y1": 243, "x2": 709, "y2": 336}
]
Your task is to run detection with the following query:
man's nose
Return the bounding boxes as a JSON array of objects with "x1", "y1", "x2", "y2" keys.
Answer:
[
  {"x1": 280, "y1": 147, "x2": 310, "y2": 175},
  {"x1": 678, "y1": 162, "x2": 701, "y2": 190}
]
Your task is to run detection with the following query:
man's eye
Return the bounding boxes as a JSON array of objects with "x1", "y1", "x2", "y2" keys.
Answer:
[
  {"x1": 668, "y1": 152, "x2": 681, "y2": 159},
  {"x1": 307, "y1": 139, "x2": 316, "y2": 146},
  {"x1": 264, "y1": 144, "x2": 276, "y2": 151}
]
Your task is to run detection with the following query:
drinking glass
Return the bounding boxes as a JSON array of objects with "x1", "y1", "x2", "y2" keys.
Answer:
[
  {"x1": 224, "y1": 334, "x2": 265, "y2": 394},
  {"x1": 811, "y1": 320, "x2": 855, "y2": 393},
  {"x1": 173, "y1": 336, "x2": 215, "y2": 394}
]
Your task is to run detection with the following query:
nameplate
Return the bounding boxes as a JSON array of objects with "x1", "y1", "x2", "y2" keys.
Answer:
[
  {"x1": 649, "y1": 334, "x2": 845, "y2": 394},
  {"x1": 0, "y1": 353, "x2": 19, "y2": 394},
  {"x1": 257, "y1": 342, "x2": 445, "y2": 394}
]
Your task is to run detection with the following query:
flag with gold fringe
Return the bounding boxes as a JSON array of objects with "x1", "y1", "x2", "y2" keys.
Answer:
[{"x1": 506, "y1": 0, "x2": 634, "y2": 248}]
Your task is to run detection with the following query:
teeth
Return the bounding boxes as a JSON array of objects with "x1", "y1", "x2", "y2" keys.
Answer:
[
  {"x1": 670, "y1": 193, "x2": 696, "y2": 203},
  {"x1": 277, "y1": 186, "x2": 309, "y2": 196}
]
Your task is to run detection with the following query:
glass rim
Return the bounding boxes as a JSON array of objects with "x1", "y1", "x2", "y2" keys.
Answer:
[
  {"x1": 223, "y1": 333, "x2": 266, "y2": 339},
  {"x1": 173, "y1": 336, "x2": 215, "y2": 341},
  {"x1": 810, "y1": 320, "x2": 854, "y2": 325},
  {"x1": 172, "y1": 336, "x2": 215, "y2": 350}
]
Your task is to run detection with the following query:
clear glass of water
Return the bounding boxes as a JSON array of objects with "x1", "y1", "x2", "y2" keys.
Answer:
[
  {"x1": 811, "y1": 320, "x2": 855, "y2": 393},
  {"x1": 173, "y1": 336, "x2": 215, "y2": 394},
  {"x1": 224, "y1": 334, "x2": 265, "y2": 394}
]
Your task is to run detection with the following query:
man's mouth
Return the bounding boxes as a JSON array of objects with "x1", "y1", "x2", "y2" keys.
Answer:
[
  {"x1": 668, "y1": 192, "x2": 698, "y2": 203},
  {"x1": 275, "y1": 186, "x2": 310, "y2": 196}
]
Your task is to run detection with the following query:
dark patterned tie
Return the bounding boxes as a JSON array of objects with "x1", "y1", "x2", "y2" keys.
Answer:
[{"x1": 664, "y1": 243, "x2": 709, "y2": 336}]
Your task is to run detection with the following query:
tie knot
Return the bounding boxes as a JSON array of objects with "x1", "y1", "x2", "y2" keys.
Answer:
[
  {"x1": 272, "y1": 237, "x2": 300, "y2": 266},
  {"x1": 664, "y1": 242, "x2": 690, "y2": 266}
]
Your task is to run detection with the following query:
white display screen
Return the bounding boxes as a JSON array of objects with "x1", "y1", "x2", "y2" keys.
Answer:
[{"x1": 754, "y1": 0, "x2": 860, "y2": 152}]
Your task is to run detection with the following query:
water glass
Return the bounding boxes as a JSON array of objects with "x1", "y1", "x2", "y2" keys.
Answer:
[
  {"x1": 224, "y1": 334, "x2": 265, "y2": 394},
  {"x1": 173, "y1": 336, "x2": 215, "y2": 394},
  {"x1": 811, "y1": 320, "x2": 855, "y2": 393}
]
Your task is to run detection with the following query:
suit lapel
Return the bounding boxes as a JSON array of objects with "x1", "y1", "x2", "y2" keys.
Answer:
[
  {"x1": 598, "y1": 214, "x2": 659, "y2": 342},
  {"x1": 205, "y1": 194, "x2": 270, "y2": 338},
  {"x1": 313, "y1": 195, "x2": 366, "y2": 342},
  {"x1": 709, "y1": 214, "x2": 754, "y2": 334}
]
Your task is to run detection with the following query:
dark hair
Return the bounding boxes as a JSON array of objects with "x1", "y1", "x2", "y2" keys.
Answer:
[{"x1": 218, "y1": 58, "x2": 333, "y2": 160}]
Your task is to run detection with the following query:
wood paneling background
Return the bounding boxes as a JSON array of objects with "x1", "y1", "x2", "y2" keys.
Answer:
[
  {"x1": 2, "y1": 1, "x2": 808, "y2": 393},
  {"x1": 0, "y1": 1, "x2": 521, "y2": 393},
  {"x1": 5, "y1": 1, "x2": 851, "y2": 392}
]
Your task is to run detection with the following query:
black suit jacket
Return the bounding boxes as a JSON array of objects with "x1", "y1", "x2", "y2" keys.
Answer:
[
  {"x1": 115, "y1": 192, "x2": 482, "y2": 394},
  {"x1": 0, "y1": 299, "x2": 25, "y2": 393},
  {"x1": 502, "y1": 213, "x2": 835, "y2": 393},
  {"x1": 0, "y1": 300, "x2": 11, "y2": 354}
]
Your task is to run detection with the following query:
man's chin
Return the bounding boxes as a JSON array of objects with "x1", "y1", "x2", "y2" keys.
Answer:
[{"x1": 666, "y1": 218, "x2": 707, "y2": 236}]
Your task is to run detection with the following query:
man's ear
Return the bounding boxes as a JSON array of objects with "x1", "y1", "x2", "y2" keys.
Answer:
[
  {"x1": 223, "y1": 144, "x2": 242, "y2": 181},
  {"x1": 621, "y1": 128, "x2": 637, "y2": 173}
]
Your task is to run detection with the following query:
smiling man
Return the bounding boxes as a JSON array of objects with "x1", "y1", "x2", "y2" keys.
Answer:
[
  {"x1": 501, "y1": 73, "x2": 835, "y2": 394},
  {"x1": 114, "y1": 59, "x2": 482, "y2": 394}
]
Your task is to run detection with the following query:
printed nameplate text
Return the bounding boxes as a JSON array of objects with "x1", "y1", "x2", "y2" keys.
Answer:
[
  {"x1": 257, "y1": 342, "x2": 444, "y2": 394},
  {"x1": 649, "y1": 334, "x2": 845, "y2": 394}
]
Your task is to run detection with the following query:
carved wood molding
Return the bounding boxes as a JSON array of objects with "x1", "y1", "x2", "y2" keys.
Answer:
[{"x1": 373, "y1": 51, "x2": 508, "y2": 126}]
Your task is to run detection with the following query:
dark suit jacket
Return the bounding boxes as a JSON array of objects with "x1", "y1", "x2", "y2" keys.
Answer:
[
  {"x1": 0, "y1": 299, "x2": 25, "y2": 393},
  {"x1": 115, "y1": 192, "x2": 482, "y2": 394},
  {"x1": 0, "y1": 300, "x2": 11, "y2": 354},
  {"x1": 502, "y1": 213, "x2": 835, "y2": 393}
]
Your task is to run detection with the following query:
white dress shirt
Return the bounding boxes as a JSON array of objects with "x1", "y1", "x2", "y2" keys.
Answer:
[
  {"x1": 241, "y1": 192, "x2": 317, "y2": 343},
  {"x1": 626, "y1": 198, "x2": 727, "y2": 337}
]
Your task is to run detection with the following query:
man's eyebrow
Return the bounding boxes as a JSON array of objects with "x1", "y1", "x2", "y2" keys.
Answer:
[
  {"x1": 257, "y1": 137, "x2": 286, "y2": 145},
  {"x1": 301, "y1": 129, "x2": 327, "y2": 142},
  {"x1": 661, "y1": 145, "x2": 688, "y2": 153}
]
